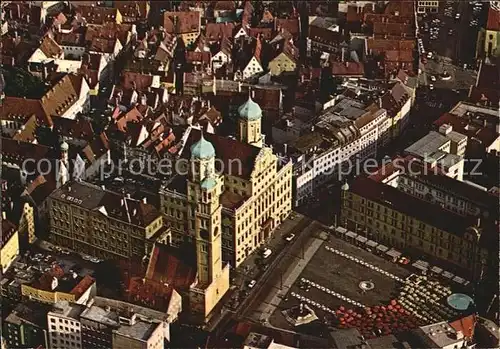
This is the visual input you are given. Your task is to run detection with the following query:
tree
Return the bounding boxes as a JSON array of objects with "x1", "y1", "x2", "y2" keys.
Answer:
[{"x1": 2, "y1": 67, "x2": 46, "y2": 98}]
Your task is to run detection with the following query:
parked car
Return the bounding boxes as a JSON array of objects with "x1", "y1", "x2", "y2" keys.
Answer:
[
  {"x1": 248, "y1": 280, "x2": 257, "y2": 288},
  {"x1": 430, "y1": 75, "x2": 437, "y2": 82},
  {"x1": 262, "y1": 248, "x2": 273, "y2": 259},
  {"x1": 285, "y1": 233, "x2": 295, "y2": 242}
]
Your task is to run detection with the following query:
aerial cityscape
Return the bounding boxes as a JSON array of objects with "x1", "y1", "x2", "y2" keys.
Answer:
[{"x1": 0, "y1": 1, "x2": 499, "y2": 348}]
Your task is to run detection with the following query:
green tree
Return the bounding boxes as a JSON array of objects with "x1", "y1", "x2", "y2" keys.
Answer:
[{"x1": 2, "y1": 67, "x2": 46, "y2": 98}]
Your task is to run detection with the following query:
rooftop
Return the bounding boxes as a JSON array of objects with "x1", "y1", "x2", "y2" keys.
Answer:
[
  {"x1": 5, "y1": 302, "x2": 52, "y2": 328},
  {"x1": 49, "y1": 180, "x2": 161, "y2": 227},
  {"x1": 115, "y1": 320, "x2": 161, "y2": 341},
  {"x1": 417, "y1": 321, "x2": 465, "y2": 348},
  {"x1": 50, "y1": 301, "x2": 86, "y2": 319},
  {"x1": 349, "y1": 176, "x2": 484, "y2": 240},
  {"x1": 404, "y1": 131, "x2": 463, "y2": 169}
]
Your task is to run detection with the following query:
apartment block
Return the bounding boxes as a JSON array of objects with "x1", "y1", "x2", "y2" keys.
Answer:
[
  {"x1": 3, "y1": 303, "x2": 51, "y2": 349},
  {"x1": 47, "y1": 181, "x2": 169, "y2": 261},
  {"x1": 340, "y1": 176, "x2": 497, "y2": 280},
  {"x1": 405, "y1": 125, "x2": 467, "y2": 181},
  {"x1": 274, "y1": 91, "x2": 390, "y2": 206},
  {"x1": 47, "y1": 301, "x2": 85, "y2": 349},
  {"x1": 80, "y1": 297, "x2": 170, "y2": 349}
]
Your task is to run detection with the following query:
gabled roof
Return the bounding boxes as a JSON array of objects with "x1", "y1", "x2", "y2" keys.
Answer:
[
  {"x1": 206, "y1": 22, "x2": 235, "y2": 41},
  {"x1": 114, "y1": 1, "x2": 149, "y2": 22},
  {"x1": 50, "y1": 181, "x2": 161, "y2": 227},
  {"x1": 486, "y1": 7, "x2": 500, "y2": 31},
  {"x1": 1, "y1": 73, "x2": 84, "y2": 126},
  {"x1": 331, "y1": 62, "x2": 365, "y2": 76},
  {"x1": 145, "y1": 244, "x2": 197, "y2": 290},
  {"x1": 275, "y1": 18, "x2": 300, "y2": 37},
  {"x1": 53, "y1": 118, "x2": 95, "y2": 141},
  {"x1": 74, "y1": 5, "x2": 120, "y2": 25},
  {"x1": 39, "y1": 36, "x2": 63, "y2": 58}
]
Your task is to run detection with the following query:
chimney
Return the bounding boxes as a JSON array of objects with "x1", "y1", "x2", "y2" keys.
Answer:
[
  {"x1": 477, "y1": 217, "x2": 481, "y2": 227},
  {"x1": 483, "y1": 118, "x2": 487, "y2": 127},
  {"x1": 238, "y1": 81, "x2": 242, "y2": 92},
  {"x1": 378, "y1": 97, "x2": 382, "y2": 108},
  {"x1": 251, "y1": 89, "x2": 255, "y2": 99}
]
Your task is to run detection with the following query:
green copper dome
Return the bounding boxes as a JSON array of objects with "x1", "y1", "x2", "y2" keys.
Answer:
[
  {"x1": 238, "y1": 96, "x2": 262, "y2": 121},
  {"x1": 201, "y1": 177, "x2": 217, "y2": 190},
  {"x1": 190, "y1": 134, "x2": 215, "y2": 159}
]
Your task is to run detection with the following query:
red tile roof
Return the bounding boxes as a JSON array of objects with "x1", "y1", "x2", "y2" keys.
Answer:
[
  {"x1": 206, "y1": 22, "x2": 235, "y2": 41},
  {"x1": 74, "y1": 5, "x2": 120, "y2": 25},
  {"x1": 367, "y1": 38, "x2": 415, "y2": 53},
  {"x1": 331, "y1": 61, "x2": 365, "y2": 76},
  {"x1": 275, "y1": 18, "x2": 300, "y2": 37},
  {"x1": 163, "y1": 11, "x2": 200, "y2": 34},
  {"x1": 450, "y1": 315, "x2": 477, "y2": 339},
  {"x1": 122, "y1": 71, "x2": 154, "y2": 91},
  {"x1": 487, "y1": 7, "x2": 500, "y2": 31},
  {"x1": 145, "y1": 244, "x2": 196, "y2": 290},
  {"x1": 433, "y1": 113, "x2": 498, "y2": 149},
  {"x1": 182, "y1": 128, "x2": 261, "y2": 179},
  {"x1": 69, "y1": 275, "x2": 95, "y2": 299},
  {"x1": 385, "y1": 50, "x2": 413, "y2": 62},
  {"x1": 114, "y1": 1, "x2": 149, "y2": 22}
]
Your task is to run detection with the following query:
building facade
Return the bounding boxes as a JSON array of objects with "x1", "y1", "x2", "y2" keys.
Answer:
[
  {"x1": 1, "y1": 214, "x2": 19, "y2": 273},
  {"x1": 340, "y1": 177, "x2": 496, "y2": 280},
  {"x1": 161, "y1": 96, "x2": 293, "y2": 268},
  {"x1": 417, "y1": 1, "x2": 439, "y2": 14},
  {"x1": 47, "y1": 181, "x2": 168, "y2": 261},
  {"x1": 47, "y1": 302, "x2": 85, "y2": 349}
]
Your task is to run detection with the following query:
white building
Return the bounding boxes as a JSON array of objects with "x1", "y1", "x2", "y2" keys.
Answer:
[
  {"x1": 415, "y1": 321, "x2": 475, "y2": 349},
  {"x1": 243, "y1": 56, "x2": 264, "y2": 80},
  {"x1": 405, "y1": 125, "x2": 467, "y2": 181},
  {"x1": 284, "y1": 94, "x2": 390, "y2": 206},
  {"x1": 47, "y1": 302, "x2": 84, "y2": 349}
]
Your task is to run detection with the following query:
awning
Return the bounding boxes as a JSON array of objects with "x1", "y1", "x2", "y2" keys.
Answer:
[
  {"x1": 376, "y1": 244, "x2": 389, "y2": 252},
  {"x1": 366, "y1": 240, "x2": 378, "y2": 247},
  {"x1": 442, "y1": 271, "x2": 454, "y2": 279},
  {"x1": 412, "y1": 262, "x2": 428, "y2": 271},
  {"x1": 346, "y1": 231, "x2": 357, "y2": 238},
  {"x1": 453, "y1": 276, "x2": 465, "y2": 284},
  {"x1": 413, "y1": 260, "x2": 429, "y2": 268},
  {"x1": 431, "y1": 266, "x2": 443, "y2": 274},
  {"x1": 356, "y1": 235, "x2": 368, "y2": 243},
  {"x1": 386, "y1": 249, "x2": 402, "y2": 258},
  {"x1": 335, "y1": 227, "x2": 347, "y2": 235}
]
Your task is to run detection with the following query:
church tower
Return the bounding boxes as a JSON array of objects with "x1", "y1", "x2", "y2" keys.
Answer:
[
  {"x1": 187, "y1": 133, "x2": 224, "y2": 287},
  {"x1": 237, "y1": 92, "x2": 263, "y2": 148}
]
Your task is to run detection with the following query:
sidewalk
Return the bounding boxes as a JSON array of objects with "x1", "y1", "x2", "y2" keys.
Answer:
[
  {"x1": 254, "y1": 232, "x2": 325, "y2": 323},
  {"x1": 229, "y1": 212, "x2": 306, "y2": 304}
]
